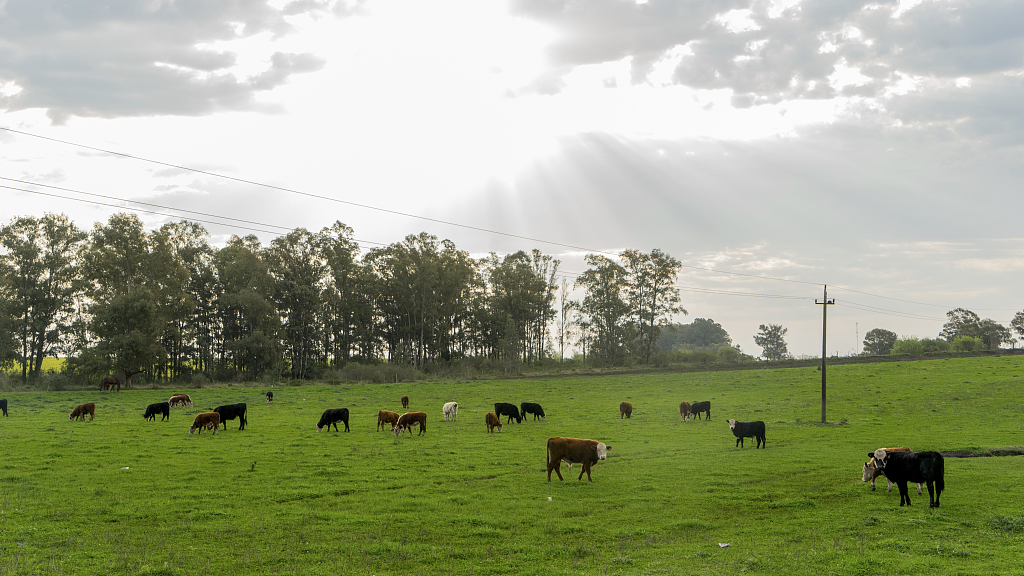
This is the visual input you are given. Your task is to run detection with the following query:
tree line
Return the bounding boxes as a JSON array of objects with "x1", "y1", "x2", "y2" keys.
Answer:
[
  {"x1": 0, "y1": 213, "x2": 687, "y2": 384},
  {"x1": 863, "y1": 308, "x2": 1024, "y2": 356}
]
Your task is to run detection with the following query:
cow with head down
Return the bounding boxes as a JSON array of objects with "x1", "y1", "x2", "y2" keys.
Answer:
[
  {"x1": 546, "y1": 437, "x2": 611, "y2": 482},
  {"x1": 317, "y1": 408, "x2": 350, "y2": 432},
  {"x1": 394, "y1": 412, "x2": 427, "y2": 437},
  {"x1": 169, "y1": 394, "x2": 193, "y2": 408},
  {"x1": 189, "y1": 412, "x2": 220, "y2": 435},
  {"x1": 70, "y1": 402, "x2": 95, "y2": 421},
  {"x1": 144, "y1": 402, "x2": 170, "y2": 422},
  {"x1": 485, "y1": 412, "x2": 502, "y2": 433},
  {"x1": 377, "y1": 410, "x2": 400, "y2": 431}
]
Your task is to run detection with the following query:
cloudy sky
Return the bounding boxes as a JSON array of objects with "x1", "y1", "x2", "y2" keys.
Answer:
[{"x1": 1, "y1": 0, "x2": 1022, "y2": 357}]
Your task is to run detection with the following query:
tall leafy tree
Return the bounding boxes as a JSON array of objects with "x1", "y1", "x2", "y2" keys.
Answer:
[
  {"x1": 862, "y1": 328, "x2": 897, "y2": 355},
  {"x1": 753, "y1": 323, "x2": 789, "y2": 360},
  {"x1": 1012, "y1": 311, "x2": 1024, "y2": 345},
  {"x1": 939, "y1": 308, "x2": 981, "y2": 341},
  {"x1": 266, "y1": 228, "x2": 327, "y2": 379},
  {"x1": 0, "y1": 214, "x2": 87, "y2": 382},
  {"x1": 215, "y1": 235, "x2": 281, "y2": 377},
  {"x1": 315, "y1": 221, "x2": 363, "y2": 367},
  {"x1": 977, "y1": 319, "x2": 1011, "y2": 350},
  {"x1": 660, "y1": 318, "x2": 731, "y2": 351},
  {"x1": 621, "y1": 248, "x2": 685, "y2": 363},
  {"x1": 575, "y1": 254, "x2": 631, "y2": 365},
  {"x1": 484, "y1": 250, "x2": 558, "y2": 363}
]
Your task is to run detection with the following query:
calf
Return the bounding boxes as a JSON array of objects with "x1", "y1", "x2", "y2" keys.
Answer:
[
  {"x1": 485, "y1": 412, "x2": 503, "y2": 433},
  {"x1": 377, "y1": 410, "x2": 400, "y2": 431},
  {"x1": 213, "y1": 403, "x2": 247, "y2": 431},
  {"x1": 727, "y1": 419, "x2": 766, "y2": 448},
  {"x1": 690, "y1": 401, "x2": 711, "y2": 420},
  {"x1": 619, "y1": 402, "x2": 632, "y2": 419},
  {"x1": 189, "y1": 412, "x2": 221, "y2": 435},
  {"x1": 0, "y1": 399, "x2": 7, "y2": 417},
  {"x1": 169, "y1": 394, "x2": 193, "y2": 408},
  {"x1": 394, "y1": 411, "x2": 427, "y2": 437},
  {"x1": 99, "y1": 376, "x2": 120, "y2": 391},
  {"x1": 546, "y1": 437, "x2": 612, "y2": 482},
  {"x1": 862, "y1": 447, "x2": 921, "y2": 495},
  {"x1": 70, "y1": 402, "x2": 95, "y2": 421},
  {"x1": 442, "y1": 402, "x2": 458, "y2": 422},
  {"x1": 871, "y1": 449, "x2": 944, "y2": 508},
  {"x1": 520, "y1": 402, "x2": 545, "y2": 421},
  {"x1": 494, "y1": 402, "x2": 522, "y2": 424},
  {"x1": 401, "y1": 395, "x2": 410, "y2": 409},
  {"x1": 143, "y1": 402, "x2": 170, "y2": 422},
  {"x1": 679, "y1": 401, "x2": 692, "y2": 422},
  {"x1": 317, "y1": 408, "x2": 350, "y2": 432}
]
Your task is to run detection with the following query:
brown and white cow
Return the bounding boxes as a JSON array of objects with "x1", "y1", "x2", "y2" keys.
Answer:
[
  {"x1": 70, "y1": 402, "x2": 95, "y2": 421},
  {"x1": 377, "y1": 410, "x2": 400, "y2": 431},
  {"x1": 862, "y1": 446, "x2": 922, "y2": 495},
  {"x1": 546, "y1": 437, "x2": 611, "y2": 482},
  {"x1": 619, "y1": 402, "x2": 633, "y2": 419},
  {"x1": 169, "y1": 394, "x2": 193, "y2": 408},
  {"x1": 485, "y1": 412, "x2": 502, "y2": 433},
  {"x1": 394, "y1": 411, "x2": 427, "y2": 437},
  {"x1": 679, "y1": 401, "x2": 692, "y2": 422},
  {"x1": 189, "y1": 412, "x2": 221, "y2": 435},
  {"x1": 99, "y1": 376, "x2": 120, "y2": 391}
]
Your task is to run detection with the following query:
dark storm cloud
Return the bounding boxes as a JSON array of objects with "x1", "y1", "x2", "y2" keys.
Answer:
[{"x1": 0, "y1": 0, "x2": 348, "y2": 123}]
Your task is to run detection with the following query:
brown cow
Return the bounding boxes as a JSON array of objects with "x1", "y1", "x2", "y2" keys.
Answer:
[
  {"x1": 99, "y1": 376, "x2": 120, "y2": 391},
  {"x1": 70, "y1": 402, "x2": 95, "y2": 421},
  {"x1": 619, "y1": 402, "x2": 632, "y2": 419},
  {"x1": 169, "y1": 394, "x2": 193, "y2": 408},
  {"x1": 546, "y1": 437, "x2": 611, "y2": 482},
  {"x1": 401, "y1": 395, "x2": 410, "y2": 409},
  {"x1": 485, "y1": 412, "x2": 502, "y2": 433},
  {"x1": 189, "y1": 412, "x2": 221, "y2": 435},
  {"x1": 679, "y1": 401, "x2": 692, "y2": 422},
  {"x1": 862, "y1": 446, "x2": 922, "y2": 495},
  {"x1": 377, "y1": 410, "x2": 400, "y2": 431},
  {"x1": 394, "y1": 411, "x2": 427, "y2": 437}
]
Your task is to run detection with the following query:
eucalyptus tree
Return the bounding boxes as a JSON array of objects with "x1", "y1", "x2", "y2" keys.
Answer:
[
  {"x1": 939, "y1": 308, "x2": 981, "y2": 341},
  {"x1": 621, "y1": 248, "x2": 685, "y2": 363},
  {"x1": 214, "y1": 235, "x2": 281, "y2": 377},
  {"x1": 266, "y1": 228, "x2": 327, "y2": 379},
  {"x1": 575, "y1": 254, "x2": 631, "y2": 365},
  {"x1": 315, "y1": 221, "x2": 363, "y2": 367},
  {"x1": 483, "y1": 250, "x2": 559, "y2": 363},
  {"x1": 149, "y1": 221, "x2": 209, "y2": 380},
  {"x1": 753, "y1": 323, "x2": 789, "y2": 361},
  {"x1": 555, "y1": 278, "x2": 576, "y2": 362},
  {"x1": 0, "y1": 213, "x2": 87, "y2": 382}
]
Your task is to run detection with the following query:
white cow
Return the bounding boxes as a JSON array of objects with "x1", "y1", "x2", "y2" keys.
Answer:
[{"x1": 442, "y1": 401, "x2": 458, "y2": 422}]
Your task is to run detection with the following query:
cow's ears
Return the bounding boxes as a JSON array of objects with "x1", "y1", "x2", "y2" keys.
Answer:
[
  {"x1": 605, "y1": 446, "x2": 612, "y2": 451},
  {"x1": 867, "y1": 452, "x2": 874, "y2": 458}
]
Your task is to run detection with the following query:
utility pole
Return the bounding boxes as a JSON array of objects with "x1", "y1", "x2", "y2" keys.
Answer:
[{"x1": 816, "y1": 285, "x2": 835, "y2": 423}]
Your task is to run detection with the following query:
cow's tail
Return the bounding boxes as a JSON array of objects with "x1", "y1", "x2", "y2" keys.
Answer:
[
  {"x1": 545, "y1": 438, "x2": 551, "y2": 468},
  {"x1": 936, "y1": 455, "x2": 945, "y2": 493}
]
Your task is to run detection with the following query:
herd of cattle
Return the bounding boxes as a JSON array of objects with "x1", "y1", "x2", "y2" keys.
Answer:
[{"x1": 0, "y1": 383, "x2": 946, "y2": 505}]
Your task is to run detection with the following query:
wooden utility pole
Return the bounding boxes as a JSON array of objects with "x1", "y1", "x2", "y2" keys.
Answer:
[{"x1": 816, "y1": 285, "x2": 835, "y2": 423}]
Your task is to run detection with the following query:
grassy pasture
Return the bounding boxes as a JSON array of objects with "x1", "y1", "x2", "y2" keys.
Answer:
[{"x1": 1, "y1": 356, "x2": 1023, "y2": 575}]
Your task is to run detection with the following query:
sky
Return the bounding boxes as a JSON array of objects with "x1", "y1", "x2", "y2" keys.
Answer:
[{"x1": 1, "y1": 0, "x2": 1022, "y2": 358}]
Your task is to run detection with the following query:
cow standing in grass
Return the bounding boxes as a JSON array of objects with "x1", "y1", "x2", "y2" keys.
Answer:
[
  {"x1": 442, "y1": 402, "x2": 458, "y2": 422},
  {"x1": 70, "y1": 403, "x2": 95, "y2": 421},
  {"x1": 213, "y1": 403, "x2": 247, "y2": 431},
  {"x1": 144, "y1": 402, "x2": 170, "y2": 422},
  {"x1": 727, "y1": 419, "x2": 766, "y2": 448},
  {"x1": 546, "y1": 437, "x2": 611, "y2": 482},
  {"x1": 690, "y1": 401, "x2": 711, "y2": 420},
  {"x1": 862, "y1": 447, "x2": 922, "y2": 495},
  {"x1": 377, "y1": 410, "x2": 400, "y2": 431},
  {"x1": 0, "y1": 399, "x2": 7, "y2": 417},
  {"x1": 394, "y1": 412, "x2": 427, "y2": 437},
  {"x1": 169, "y1": 394, "x2": 193, "y2": 408},
  {"x1": 494, "y1": 403, "x2": 522, "y2": 424},
  {"x1": 870, "y1": 449, "x2": 944, "y2": 508},
  {"x1": 679, "y1": 402, "x2": 692, "y2": 422},
  {"x1": 317, "y1": 408, "x2": 350, "y2": 432},
  {"x1": 520, "y1": 402, "x2": 545, "y2": 421},
  {"x1": 401, "y1": 395, "x2": 409, "y2": 409},
  {"x1": 99, "y1": 376, "x2": 120, "y2": 391},
  {"x1": 485, "y1": 412, "x2": 502, "y2": 433},
  {"x1": 189, "y1": 413, "x2": 220, "y2": 435},
  {"x1": 619, "y1": 402, "x2": 633, "y2": 419}
]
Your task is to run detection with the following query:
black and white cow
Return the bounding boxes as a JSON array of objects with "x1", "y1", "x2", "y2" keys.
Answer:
[
  {"x1": 143, "y1": 402, "x2": 170, "y2": 422},
  {"x1": 213, "y1": 403, "x2": 248, "y2": 431},
  {"x1": 317, "y1": 408, "x2": 350, "y2": 432},
  {"x1": 870, "y1": 449, "x2": 944, "y2": 508},
  {"x1": 265, "y1": 391, "x2": 274, "y2": 403},
  {"x1": 520, "y1": 402, "x2": 545, "y2": 421},
  {"x1": 727, "y1": 419, "x2": 766, "y2": 448},
  {"x1": 0, "y1": 399, "x2": 7, "y2": 417},
  {"x1": 690, "y1": 401, "x2": 711, "y2": 420},
  {"x1": 494, "y1": 402, "x2": 522, "y2": 424}
]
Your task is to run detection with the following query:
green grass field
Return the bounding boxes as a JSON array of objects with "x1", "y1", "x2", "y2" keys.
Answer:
[{"x1": 1, "y1": 356, "x2": 1023, "y2": 575}]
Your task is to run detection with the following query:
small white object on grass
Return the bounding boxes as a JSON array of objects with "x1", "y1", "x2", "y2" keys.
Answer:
[
  {"x1": 547, "y1": 497, "x2": 552, "y2": 501},
  {"x1": 718, "y1": 543, "x2": 730, "y2": 548}
]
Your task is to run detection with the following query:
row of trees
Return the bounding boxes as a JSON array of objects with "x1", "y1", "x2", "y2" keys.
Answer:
[
  {"x1": 0, "y1": 213, "x2": 688, "y2": 384},
  {"x1": 863, "y1": 308, "x2": 1024, "y2": 355}
]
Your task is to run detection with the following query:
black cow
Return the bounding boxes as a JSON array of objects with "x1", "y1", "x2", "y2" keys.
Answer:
[
  {"x1": 317, "y1": 408, "x2": 350, "y2": 432},
  {"x1": 265, "y1": 391, "x2": 274, "y2": 403},
  {"x1": 143, "y1": 402, "x2": 170, "y2": 422},
  {"x1": 727, "y1": 419, "x2": 765, "y2": 448},
  {"x1": 494, "y1": 402, "x2": 522, "y2": 424},
  {"x1": 520, "y1": 402, "x2": 546, "y2": 421},
  {"x1": 870, "y1": 449, "x2": 944, "y2": 508},
  {"x1": 0, "y1": 399, "x2": 7, "y2": 417},
  {"x1": 690, "y1": 401, "x2": 711, "y2": 420},
  {"x1": 213, "y1": 403, "x2": 248, "y2": 431}
]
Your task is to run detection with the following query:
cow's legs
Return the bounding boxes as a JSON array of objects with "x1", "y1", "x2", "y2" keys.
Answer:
[
  {"x1": 897, "y1": 482, "x2": 911, "y2": 506},
  {"x1": 927, "y1": 482, "x2": 938, "y2": 508}
]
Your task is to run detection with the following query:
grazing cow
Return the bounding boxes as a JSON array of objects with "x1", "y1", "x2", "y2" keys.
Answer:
[
  {"x1": 377, "y1": 410, "x2": 400, "y2": 431},
  {"x1": 442, "y1": 402, "x2": 458, "y2": 422},
  {"x1": 546, "y1": 437, "x2": 612, "y2": 482},
  {"x1": 394, "y1": 411, "x2": 427, "y2": 437},
  {"x1": 99, "y1": 376, "x2": 120, "y2": 391},
  {"x1": 401, "y1": 395, "x2": 410, "y2": 409},
  {"x1": 520, "y1": 402, "x2": 546, "y2": 421},
  {"x1": 619, "y1": 402, "x2": 633, "y2": 419},
  {"x1": 862, "y1": 447, "x2": 922, "y2": 495},
  {"x1": 727, "y1": 419, "x2": 766, "y2": 448},
  {"x1": 870, "y1": 449, "x2": 944, "y2": 507},
  {"x1": 690, "y1": 401, "x2": 711, "y2": 420},
  {"x1": 70, "y1": 402, "x2": 95, "y2": 421},
  {"x1": 265, "y1": 391, "x2": 274, "y2": 403},
  {"x1": 485, "y1": 412, "x2": 503, "y2": 433},
  {"x1": 213, "y1": 403, "x2": 247, "y2": 431},
  {"x1": 143, "y1": 402, "x2": 170, "y2": 422},
  {"x1": 189, "y1": 412, "x2": 220, "y2": 435},
  {"x1": 169, "y1": 394, "x2": 193, "y2": 408},
  {"x1": 0, "y1": 399, "x2": 7, "y2": 417},
  {"x1": 679, "y1": 401, "x2": 692, "y2": 422},
  {"x1": 494, "y1": 402, "x2": 522, "y2": 424},
  {"x1": 316, "y1": 408, "x2": 350, "y2": 432}
]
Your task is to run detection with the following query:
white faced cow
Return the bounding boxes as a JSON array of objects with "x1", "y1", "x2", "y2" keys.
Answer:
[
  {"x1": 442, "y1": 402, "x2": 458, "y2": 422},
  {"x1": 546, "y1": 437, "x2": 611, "y2": 482}
]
